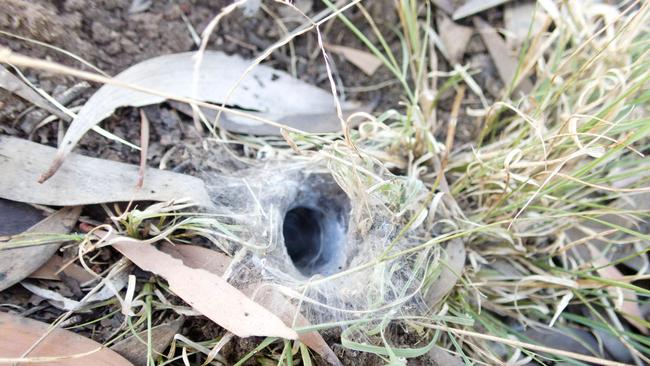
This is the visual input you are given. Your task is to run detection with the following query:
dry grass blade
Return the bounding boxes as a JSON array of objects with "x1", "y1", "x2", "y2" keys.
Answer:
[
  {"x1": 0, "y1": 206, "x2": 81, "y2": 291},
  {"x1": 0, "y1": 311, "x2": 133, "y2": 365},
  {"x1": 101, "y1": 232, "x2": 298, "y2": 339},
  {"x1": 0, "y1": 136, "x2": 213, "y2": 207}
]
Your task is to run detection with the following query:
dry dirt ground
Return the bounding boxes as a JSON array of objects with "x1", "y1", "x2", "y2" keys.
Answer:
[{"x1": 0, "y1": 1, "x2": 502, "y2": 364}]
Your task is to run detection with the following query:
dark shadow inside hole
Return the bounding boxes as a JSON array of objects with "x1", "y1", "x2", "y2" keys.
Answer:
[{"x1": 283, "y1": 206, "x2": 325, "y2": 275}]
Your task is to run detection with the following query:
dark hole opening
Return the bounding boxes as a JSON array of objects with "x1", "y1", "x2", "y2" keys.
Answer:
[{"x1": 283, "y1": 206, "x2": 325, "y2": 275}]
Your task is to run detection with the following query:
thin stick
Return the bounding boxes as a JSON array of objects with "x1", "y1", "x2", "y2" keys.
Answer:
[
  {"x1": 137, "y1": 110, "x2": 150, "y2": 188},
  {"x1": 442, "y1": 86, "x2": 465, "y2": 169}
]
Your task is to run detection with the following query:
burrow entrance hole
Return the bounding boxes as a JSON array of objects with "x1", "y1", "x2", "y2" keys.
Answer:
[
  {"x1": 283, "y1": 207, "x2": 325, "y2": 275},
  {"x1": 281, "y1": 177, "x2": 349, "y2": 277}
]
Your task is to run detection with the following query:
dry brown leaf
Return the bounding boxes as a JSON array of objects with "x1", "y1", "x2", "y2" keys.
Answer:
[
  {"x1": 111, "y1": 317, "x2": 184, "y2": 366},
  {"x1": 472, "y1": 16, "x2": 533, "y2": 95},
  {"x1": 522, "y1": 326, "x2": 604, "y2": 358},
  {"x1": 565, "y1": 193, "x2": 650, "y2": 274},
  {"x1": 168, "y1": 100, "x2": 367, "y2": 136},
  {"x1": 0, "y1": 199, "x2": 45, "y2": 236},
  {"x1": 325, "y1": 44, "x2": 382, "y2": 76},
  {"x1": 425, "y1": 239, "x2": 466, "y2": 306},
  {"x1": 588, "y1": 247, "x2": 648, "y2": 335},
  {"x1": 159, "y1": 243, "x2": 341, "y2": 365},
  {"x1": 428, "y1": 345, "x2": 463, "y2": 366},
  {"x1": 29, "y1": 254, "x2": 95, "y2": 283},
  {"x1": 159, "y1": 243, "x2": 232, "y2": 277},
  {"x1": 437, "y1": 14, "x2": 473, "y2": 63},
  {"x1": 504, "y1": 2, "x2": 546, "y2": 49},
  {"x1": 44, "y1": 51, "x2": 351, "y2": 181},
  {"x1": 250, "y1": 286, "x2": 342, "y2": 366},
  {"x1": 565, "y1": 191, "x2": 650, "y2": 336},
  {"x1": 103, "y1": 234, "x2": 297, "y2": 339},
  {"x1": 0, "y1": 65, "x2": 69, "y2": 121},
  {"x1": 0, "y1": 136, "x2": 213, "y2": 208},
  {"x1": 453, "y1": 0, "x2": 513, "y2": 20},
  {"x1": 0, "y1": 206, "x2": 81, "y2": 291},
  {"x1": 431, "y1": 0, "x2": 454, "y2": 15},
  {"x1": 0, "y1": 311, "x2": 133, "y2": 365},
  {"x1": 21, "y1": 266, "x2": 129, "y2": 311}
]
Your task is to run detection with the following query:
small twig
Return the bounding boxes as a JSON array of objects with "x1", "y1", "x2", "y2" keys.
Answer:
[{"x1": 137, "y1": 110, "x2": 150, "y2": 189}]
